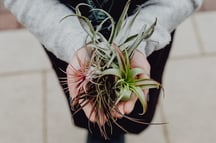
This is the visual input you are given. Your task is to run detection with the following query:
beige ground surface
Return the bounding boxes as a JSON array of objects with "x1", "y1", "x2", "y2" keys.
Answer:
[{"x1": 0, "y1": 9, "x2": 216, "y2": 143}]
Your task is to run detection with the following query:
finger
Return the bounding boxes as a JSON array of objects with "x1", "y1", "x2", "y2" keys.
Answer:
[
  {"x1": 98, "y1": 111, "x2": 107, "y2": 126},
  {"x1": 130, "y1": 50, "x2": 150, "y2": 77},
  {"x1": 124, "y1": 94, "x2": 138, "y2": 114},
  {"x1": 112, "y1": 102, "x2": 125, "y2": 119},
  {"x1": 81, "y1": 101, "x2": 108, "y2": 126},
  {"x1": 80, "y1": 100, "x2": 96, "y2": 122}
]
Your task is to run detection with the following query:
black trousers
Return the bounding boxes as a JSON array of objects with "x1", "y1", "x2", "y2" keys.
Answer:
[{"x1": 43, "y1": 32, "x2": 174, "y2": 137}]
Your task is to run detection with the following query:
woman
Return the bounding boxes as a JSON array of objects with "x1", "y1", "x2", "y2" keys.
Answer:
[{"x1": 4, "y1": 0, "x2": 203, "y2": 142}]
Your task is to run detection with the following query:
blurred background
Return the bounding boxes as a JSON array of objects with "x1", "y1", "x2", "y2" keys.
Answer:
[{"x1": 0, "y1": 0, "x2": 216, "y2": 143}]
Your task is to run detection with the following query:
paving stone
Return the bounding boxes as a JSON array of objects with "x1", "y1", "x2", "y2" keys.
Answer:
[
  {"x1": 1, "y1": 9, "x2": 215, "y2": 143},
  {"x1": 46, "y1": 71, "x2": 86, "y2": 143},
  {"x1": 0, "y1": 12, "x2": 22, "y2": 30},
  {"x1": 163, "y1": 57, "x2": 216, "y2": 143},
  {"x1": 170, "y1": 17, "x2": 201, "y2": 58},
  {"x1": 194, "y1": 12, "x2": 216, "y2": 54},
  {"x1": 0, "y1": 0, "x2": 6, "y2": 10},
  {"x1": 200, "y1": 0, "x2": 216, "y2": 11},
  {"x1": 0, "y1": 73, "x2": 43, "y2": 143},
  {"x1": 127, "y1": 105, "x2": 168, "y2": 143},
  {"x1": 0, "y1": 30, "x2": 51, "y2": 74},
  {"x1": 0, "y1": 1, "x2": 22, "y2": 30}
]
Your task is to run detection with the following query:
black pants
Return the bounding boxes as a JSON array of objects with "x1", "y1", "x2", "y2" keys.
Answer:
[{"x1": 43, "y1": 32, "x2": 174, "y2": 138}]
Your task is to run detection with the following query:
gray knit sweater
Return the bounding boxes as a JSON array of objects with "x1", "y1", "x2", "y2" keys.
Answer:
[{"x1": 4, "y1": 0, "x2": 203, "y2": 62}]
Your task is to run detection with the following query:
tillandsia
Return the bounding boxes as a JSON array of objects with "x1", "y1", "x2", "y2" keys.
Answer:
[{"x1": 61, "y1": 0, "x2": 163, "y2": 139}]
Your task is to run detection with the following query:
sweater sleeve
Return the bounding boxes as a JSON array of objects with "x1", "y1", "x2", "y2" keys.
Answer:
[
  {"x1": 133, "y1": 0, "x2": 204, "y2": 56},
  {"x1": 4, "y1": 0, "x2": 88, "y2": 62}
]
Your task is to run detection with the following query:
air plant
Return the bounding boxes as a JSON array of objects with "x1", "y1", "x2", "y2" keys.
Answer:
[{"x1": 62, "y1": 0, "x2": 163, "y2": 139}]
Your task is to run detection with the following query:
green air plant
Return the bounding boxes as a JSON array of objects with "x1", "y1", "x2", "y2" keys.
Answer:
[{"x1": 62, "y1": 0, "x2": 163, "y2": 139}]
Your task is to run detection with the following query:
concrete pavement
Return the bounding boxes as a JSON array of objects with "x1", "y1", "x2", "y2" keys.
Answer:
[{"x1": 0, "y1": 11, "x2": 216, "y2": 143}]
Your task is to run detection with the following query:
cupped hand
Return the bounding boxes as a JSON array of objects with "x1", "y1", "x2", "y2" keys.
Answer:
[{"x1": 67, "y1": 44, "x2": 151, "y2": 125}]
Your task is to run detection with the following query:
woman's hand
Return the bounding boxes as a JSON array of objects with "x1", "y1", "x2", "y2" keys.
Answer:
[{"x1": 67, "y1": 45, "x2": 150, "y2": 125}]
